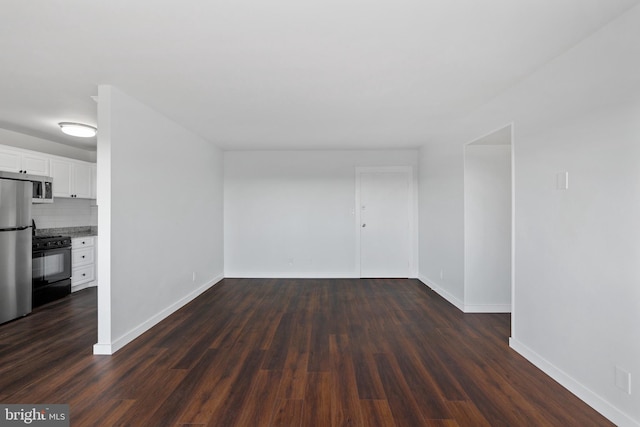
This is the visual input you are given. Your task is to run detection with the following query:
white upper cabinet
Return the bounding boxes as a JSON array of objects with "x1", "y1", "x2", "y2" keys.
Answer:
[
  {"x1": 51, "y1": 159, "x2": 73, "y2": 197},
  {"x1": 0, "y1": 144, "x2": 95, "y2": 199},
  {"x1": 0, "y1": 147, "x2": 50, "y2": 175},
  {"x1": 0, "y1": 148, "x2": 21, "y2": 172},
  {"x1": 21, "y1": 152, "x2": 50, "y2": 175},
  {"x1": 73, "y1": 162, "x2": 93, "y2": 199},
  {"x1": 51, "y1": 158, "x2": 94, "y2": 199}
]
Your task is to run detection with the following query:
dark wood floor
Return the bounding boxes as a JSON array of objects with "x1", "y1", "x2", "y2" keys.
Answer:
[{"x1": 0, "y1": 279, "x2": 613, "y2": 426}]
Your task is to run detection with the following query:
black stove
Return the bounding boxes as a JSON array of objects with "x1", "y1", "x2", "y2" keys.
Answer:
[
  {"x1": 33, "y1": 235, "x2": 72, "y2": 250},
  {"x1": 32, "y1": 234, "x2": 72, "y2": 307}
]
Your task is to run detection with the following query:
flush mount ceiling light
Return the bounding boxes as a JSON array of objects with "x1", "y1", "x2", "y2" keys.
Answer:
[{"x1": 58, "y1": 122, "x2": 97, "y2": 138}]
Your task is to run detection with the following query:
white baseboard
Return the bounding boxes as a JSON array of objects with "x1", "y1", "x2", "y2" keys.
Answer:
[
  {"x1": 224, "y1": 272, "x2": 359, "y2": 279},
  {"x1": 93, "y1": 274, "x2": 224, "y2": 356},
  {"x1": 464, "y1": 303, "x2": 511, "y2": 313},
  {"x1": 92, "y1": 343, "x2": 113, "y2": 355},
  {"x1": 510, "y1": 338, "x2": 639, "y2": 427},
  {"x1": 417, "y1": 275, "x2": 511, "y2": 313},
  {"x1": 417, "y1": 275, "x2": 465, "y2": 311}
]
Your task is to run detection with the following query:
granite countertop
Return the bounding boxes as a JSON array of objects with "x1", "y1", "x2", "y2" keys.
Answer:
[{"x1": 36, "y1": 226, "x2": 98, "y2": 238}]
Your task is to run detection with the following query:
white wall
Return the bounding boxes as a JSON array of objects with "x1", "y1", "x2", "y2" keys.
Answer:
[
  {"x1": 0, "y1": 127, "x2": 96, "y2": 162},
  {"x1": 418, "y1": 5, "x2": 640, "y2": 426},
  {"x1": 418, "y1": 142, "x2": 465, "y2": 308},
  {"x1": 464, "y1": 144, "x2": 511, "y2": 311},
  {"x1": 225, "y1": 150, "x2": 418, "y2": 278},
  {"x1": 94, "y1": 85, "x2": 224, "y2": 355}
]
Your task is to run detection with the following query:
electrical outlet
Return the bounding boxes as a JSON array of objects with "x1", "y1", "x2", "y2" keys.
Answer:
[{"x1": 615, "y1": 366, "x2": 632, "y2": 394}]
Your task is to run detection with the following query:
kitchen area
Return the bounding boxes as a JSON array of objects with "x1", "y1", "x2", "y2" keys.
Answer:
[{"x1": 0, "y1": 142, "x2": 97, "y2": 325}]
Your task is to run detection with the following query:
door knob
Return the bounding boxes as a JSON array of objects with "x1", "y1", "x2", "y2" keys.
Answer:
[{"x1": 362, "y1": 224, "x2": 366, "y2": 228}]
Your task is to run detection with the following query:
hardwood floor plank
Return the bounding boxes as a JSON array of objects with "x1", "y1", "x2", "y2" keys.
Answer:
[
  {"x1": 392, "y1": 351, "x2": 452, "y2": 420},
  {"x1": 111, "y1": 369, "x2": 189, "y2": 426},
  {"x1": 177, "y1": 333, "x2": 264, "y2": 424},
  {"x1": 359, "y1": 400, "x2": 397, "y2": 427},
  {"x1": 204, "y1": 349, "x2": 266, "y2": 427},
  {"x1": 270, "y1": 399, "x2": 303, "y2": 427},
  {"x1": 262, "y1": 312, "x2": 296, "y2": 371},
  {"x1": 277, "y1": 310, "x2": 311, "y2": 399},
  {"x1": 302, "y1": 372, "x2": 332, "y2": 426},
  {"x1": 235, "y1": 369, "x2": 283, "y2": 427},
  {"x1": 171, "y1": 312, "x2": 233, "y2": 369},
  {"x1": 329, "y1": 334, "x2": 363, "y2": 427},
  {"x1": 307, "y1": 312, "x2": 330, "y2": 372},
  {"x1": 445, "y1": 401, "x2": 492, "y2": 427},
  {"x1": 424, "y1": 420, "x2": 460, "y2": 427},
  {"x1": 147, "y1": 349, "x2": 222, "y2": 426},
  {"x1": 352, "y1": 349, "x2": 386, "y2": 399},
  {"x1": 373, "y1": 352, "x2": 427, "y2": 427},
  {"x1": 72, "y1": 398, "x2": 135, "y2": 427}
]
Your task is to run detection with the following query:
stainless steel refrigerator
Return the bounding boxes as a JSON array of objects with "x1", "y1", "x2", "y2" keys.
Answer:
[{"x1": 0, "y1": 171, "x2": 33, "y2": 324}]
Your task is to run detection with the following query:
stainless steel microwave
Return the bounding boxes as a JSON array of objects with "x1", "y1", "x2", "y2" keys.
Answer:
[
  {"x1": 0, "y1": 171, "x2": 53, "y2": 203},
  {"x1": 31, "y1": 175, "x2": 53, "y2": 203}
]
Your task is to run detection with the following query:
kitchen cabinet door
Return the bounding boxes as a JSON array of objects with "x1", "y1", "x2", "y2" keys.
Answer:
[
  {"x1": 73, "y1": 162, "x2": 92, "y2": 199},
  {"x1": 51, "y1": 159, "x2": 93, "y2": 199},
  {"x1": 21, "y1": 152, "x2": 50, "y2": 175},
  {"x1": 0, "y1": 148, "x2": 22, "y2": 173},
  {"x1": 72, "y1": 236, "x2": 97, "y2": 291},
  {"x1": 51, "y1": 159, "x2": 73, "y2": 197}
]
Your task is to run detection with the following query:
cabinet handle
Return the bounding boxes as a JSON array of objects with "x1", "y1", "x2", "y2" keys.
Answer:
[
  {"x1": 82, "y1": 273, "x2": 86, "y2": 277},
  {"x1": 81, "y1": 255, "x2": 85, "y2": 259}
]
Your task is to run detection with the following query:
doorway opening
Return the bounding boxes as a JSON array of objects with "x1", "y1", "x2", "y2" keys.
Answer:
[{"x1": 463, "y1": 124, "x2": 513, "y2": 312}]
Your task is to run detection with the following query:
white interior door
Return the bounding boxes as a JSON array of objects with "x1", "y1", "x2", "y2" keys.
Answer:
[{"x1": 358, "y1": 169, "x2": 411, "y2": 278}]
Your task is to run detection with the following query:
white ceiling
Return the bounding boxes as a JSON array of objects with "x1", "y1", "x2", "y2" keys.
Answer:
[{"x1": 0, "y1": 0, "x2": 637, "y2": 151}]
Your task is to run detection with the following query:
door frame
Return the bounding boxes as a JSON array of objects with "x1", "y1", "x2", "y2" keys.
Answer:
[{"x1": 354, "y1": 166, "x2": 416, "y2": 278}]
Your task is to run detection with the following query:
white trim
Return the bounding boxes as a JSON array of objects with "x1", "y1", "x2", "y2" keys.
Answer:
[
  {"x1": 417, "y1": 275, "x2": 465, "y2": 312},
  {"x1": 225, "y1": 272, "x2": 420, "y2": 279},
  {"x1": 93, "y1": 274, "x2": 223, "y2": 355},
  {"x1": 95, "y1": 85, "x2": 112, "y2": 351},
  {"x1": 463, "y1": 304, "x2": 511, "y2": 313},
  {"x1": 510, "y1": 338, "x2": 640, "y2": 427},
  {"x1": 355, "y1": 166, "x2": 416, "y2": 278},
  {"x1": 92, "y1": 343, "x2": 112, "y2": 355},
  {"x1": 224, "y1": 272, "x2": 360, "y2": 279},
  {"x1": 510, "y1": 122, "x2": 516, "y2": 338}
]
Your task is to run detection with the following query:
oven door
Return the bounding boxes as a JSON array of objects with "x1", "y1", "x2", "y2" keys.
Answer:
[{"x1": 32, "y1": 247, "x2": 72, "y2": 288}]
